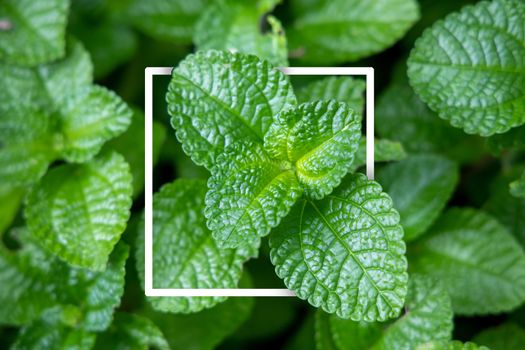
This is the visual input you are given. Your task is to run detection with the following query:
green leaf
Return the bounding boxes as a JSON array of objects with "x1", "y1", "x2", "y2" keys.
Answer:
[
  {"x1": 126, "y1": 0, "x2": 211, "y2": 43},
  {"x1": 136, "y1": 179, "x2": 258, "y2": 313},
  {"x1": 12, "y1": 307, "x2": 96, "y2": 350},
  {"x1": 296, "y1": 76, "x2": 365, "y2": 115},
  {"x1": 264, "y1": 100, "x2": 361, "y2": 199},
  {"x1": 288, "y1": 0, "x2": 419, "y2": 64},
  {"x1": 376, "y1": 82, "x2": 467, "y2": 155},
  {"x1": 194, "y1": 0, "x2": 288, "y2": 66},
  {"x1": 315, "y1": 275, "x2": 453, "y2": 350},
  {"x1": 95, "y1": 313, "x2": 169, "y2": 350},
  {"x1": 417, "y1": 341, "x2": 490, "y2": 350},
  {"x1": 510, "y1": 172, "x2": 525, "y2": 198},
  {"x1": 376, "y1": 155, "x2": 459, "y2": 241},
  {"x1": 143, "y1": 292, "x2": 254, "y2": 350},
  {"x1": 103, "y1": 108, "x2": 166, "y2": 197},
  {"x1": 409, "y1": 208, "x2": 525, "y2": 315},
  {"x1": 473, "y1": 323, "x2": 525, "y2": 350},
  {"x1": 351, "y1": 139, "x2": 407, "y2": 171},
  {"x1": 0, "y1": 0, "x2": 68, "y2": 66},
  {"x1": 407, "y1": 0, "x2": 525, "y2": 136},
  {"x1": 167, "y1": 50, "x2": 297, "y2": 170},
  {"x1": 0, "y1": 230, "x2": 128, "y2": 329},
  {"x1": 205, "y1": 142, "x2": 302, "y2": 248},
  {"x1": 0, "y1": 187, "x2": 24, "y2": 234},
  {"x1": 25, "y1": 152, "x2": 133, "y2": 271},
  {"x1": 270, "y1": 173, "x2": 408, "y2": 321}
]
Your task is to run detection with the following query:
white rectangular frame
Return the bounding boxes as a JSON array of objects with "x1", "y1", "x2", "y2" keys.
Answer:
[{"x1": 144, "y1": 66, "x2": 374, "y2": 297}]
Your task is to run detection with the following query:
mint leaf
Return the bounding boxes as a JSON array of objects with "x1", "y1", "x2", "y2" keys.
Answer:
[
  {"x1": 417, "y1": 341, "x2": 489, "y2": 350},
  {"x1": 12, "y1": 307, "x2": 96, "y2": 350},
  {"x1": 125, "y1": 0, "x2": 210, "y2": 43},
  {"x1": 473, "y1": 323, "x2": 525, "y2": 350},
  {"x1": 315, "y1": 275, "x2": 453, "y2": 350},
  {"x1": 288, "y1": 0, "x2": 419, "y2": 64},
  {"x1": 510, "y1": 172, "x2": 525, "y2": 198},
  {"x1": 270, "y1": 173, "x2": 408, "y2": 321},
  {"x1": 409, "y1": 208, "x2": 525, "y2": 315},
  {"x1": 25, "y1": 152, "x2": 133, "y2": 271},
  {"x1": 296, "y1": 76, "x2": 365, "y2": 115},
  {"x1": 194, "y1": 0, "x2": 288, "y2": 66},
  {"x1": 0, "y1": 230, "x2": 128, "y2": 329},
  {"x1": 136, "y1": 179, "x2": 258, "y2": 313},
  {"x1": 376, "y1": 82, "x2": 466, "y2": 155},
  {"x1": 144, "y1": 291, "x2": 254, "y2": 350},
  {"x1": 351, "y1": 139, "x2": 407, "y2": 171},
  {"x1": 167, "y1": 50, "x2": 296, "y2": 169},
  {"x1": 0, "y1": 187, "x2": 24, "y2": 234},
  {"x1": 59, "y1": 85, "x2": 133, "y2": 163},
  {"x1": 264, "y1": 100, "x2": 361, "y2": 199},
  {"x1": 0, "y1": 0, "x2": 68, "y2": 66},
  {"x1": 376, "y1": 155, "x2": 459, "y2": 241},
  {"x1": 407, "y1": 0, "x2": 525, "y2": 136},
  {"x1": 95, "y1": 313, "x2": 169, "y2": 350},
  {"x1": 206, "y1": 142, "x2": 302, "y2": 248}
]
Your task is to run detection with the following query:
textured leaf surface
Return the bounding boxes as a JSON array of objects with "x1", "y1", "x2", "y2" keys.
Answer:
[
  {"x1": 264, "y1": 100, "x2": 361, "y2": 199},
  {"x1": 407, "y1": 0, "x2": 525, "y2": 136},
  {"x1": 126, "y1": 0, "x2": 210, "y2": 43},
  {"x1": 288, "y1": 0, "x2": 419, "y2": 64},
  {"x1": 95, "y1": 313, "x2": 169, "y2": 350},
  {"x1": 205, "y1": 142, "x2": 302, "y2": 248},
  {"x1": 510, "y1": 172, "x2": 525, "y2": 198},
  {"x1": 270, "y1": 173, "x2": 408, "y2": 321},
  {"x1": 473, "y1": 323, "x2": 525, "y2": 350},
  {"x1": 25, "y1": 152, "x2": 133, "y2": 271},
  {"x1": 409, "y1": 208, "x2": 525, "y2": 315},
  {"x1": 351, "y1": 139, "x2": 407, "y2": 171},
  {"x1": 167, "y1": 50, "x2": 296, "y2": 169},
  {"x1": 136, "y1": 179, "x2": 258, "y2": 313},
  {"x1": 0, "y1": 230, "x2": 128, "y2": 329},
  {"x1": 315, "y1": 275, "x2": 453, "y2": 350},
  {"x1": 377, "y1": 155, "x2": 459, "y2": 241},
  {"x1": 296, "y1": 76, "x2": 365, "y2": 115},
  {"x1": 194, "y1": 0, "x2": 288, "y2": 66},
  {"x1": 417, "y1": 341, "x2": 489, "y2": 350},
  {"x1": 0, "y1": 0, "x2": 68, "y2": 66},
  {"x1": 144, "y1": 293, "x2": 254, "y2": 350},
  {"x1": 376, "y1": 82, "x2": 467, "y2": 154}
]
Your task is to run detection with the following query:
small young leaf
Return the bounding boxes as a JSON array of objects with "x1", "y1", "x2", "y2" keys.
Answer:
[
  {"x1": 0, "y1": 0, "x2": 68, "y2": 66},
  {"x1": 125, "y1": 0, "x2": 210, "y2": 43},
  {"x1": 409, "y1": 208, "x2": 525, "y2": 315},
  {"x1": 351, "y1": 139, "x2": 407, "y2": 171},
  {"x1": 288, "y1": 0, "x2": 420, "y2": 64},
  {"x1": 205, "y1": 142, "x2": 302, "y2": 248},
  {"x1": 510, "y1": 172, "x2": 525, "y2": 198},
  {"x1": 95, "y1": 313, "x2": 169, "y2": 350},
  {"x1": 194, "y1": 0, "x2": 288, "y2": 66},
  {"x1": 264, "y1": 100, "x2": 361, "y2": 199},
  {"x1": 407, "y1": 0, "x2": 525, "y2": 136},
  {"x1": 167, "y1": 50, "x2": 296, "y2": 169},
  {"x1": 315, "y1": 275, "x2": 453, "y2": 350},
  {"x1": 473, "y1": 323, "x2": 525, "y2": 350},
  {"x1": 136, "y1": 179, "x2": 258, "y2": 313},
  {"x1": 0, "y1": 187, "x2": 24, "y2": 234},
  {"x1": 25, "y1": 152, "x2": 133, "y2": 271},
  {"x1": 376, "y1": 155, "x2": 459, "y2": 241},
  {"x1": 270, "y1": 173, "x2": 408, "y2": 321},
  {"x1": 296, "y1": 76, "x2": 365, "y2": 115}
]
